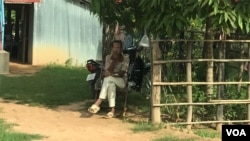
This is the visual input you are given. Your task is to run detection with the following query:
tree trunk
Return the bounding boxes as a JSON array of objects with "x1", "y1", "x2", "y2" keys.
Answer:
[{"x1": 102, "y1": 23, "x2": 115, "y2": 60}]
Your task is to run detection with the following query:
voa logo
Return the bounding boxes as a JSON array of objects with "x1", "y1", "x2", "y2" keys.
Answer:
[{"x1": 226, "y1": 129, "x2": 247, "y2": 136}]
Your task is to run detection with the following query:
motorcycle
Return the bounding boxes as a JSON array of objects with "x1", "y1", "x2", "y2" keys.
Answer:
[
  {"x1": 124, "y1": 46, "x2": 151, "y2": 93},
  {"x1": 86, "y1": 45, "x2": 151, "y2": 99},
  {"x1": 85, "y1": 59, "x2": 103, "y2": 99}
]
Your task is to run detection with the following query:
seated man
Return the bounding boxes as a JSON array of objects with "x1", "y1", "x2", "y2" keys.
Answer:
[{"x1": 88, "y1": 40, "x2": 129, "y2": 118}]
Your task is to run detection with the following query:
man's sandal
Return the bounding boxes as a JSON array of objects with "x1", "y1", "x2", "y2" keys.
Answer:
[
  {"x1": 104, "y1": 112, "x2": 114, "y2": 119},
  {"x1": 88, "y1": 104, "x2": 100, "y2": 114}
]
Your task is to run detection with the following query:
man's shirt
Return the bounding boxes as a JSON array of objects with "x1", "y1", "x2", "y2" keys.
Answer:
[{"x1": 105, "y1": 54, "x2": 129, "y2": 74}]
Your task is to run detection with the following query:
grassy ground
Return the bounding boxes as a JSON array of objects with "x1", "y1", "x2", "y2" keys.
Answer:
[
  {"x1": 0, "y1": 64, "x2": 91, "y2": 141},
  {"x1": 0, "y1": 64, "x2": 220, "y2": 141},
  {"x1": 0, "y1": 118, "x2": 43, "y2": 141},
  {"x1": 0, "y1": 65, "x2": 91, "y2": 108}
]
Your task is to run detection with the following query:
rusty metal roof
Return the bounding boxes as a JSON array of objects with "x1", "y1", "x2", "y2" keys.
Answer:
[{"x1": 5, "y1": 0, "x2": 40, "y2": 3}]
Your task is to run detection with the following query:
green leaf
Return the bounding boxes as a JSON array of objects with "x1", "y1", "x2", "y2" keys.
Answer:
[
  {"x1": 219, "y1": 15, "x2": 223, "y2": 24},
  {"x1": 214, "y1": 1, "x2": 221, "y2": 14},
  {"x1": 161, "y1": 1, "x2": 165, "y2": 12},
  {"x1": 228, "y1": 11, "x2": 236, "y2": 23},
  {"x1": 224, "y1": 12, "x2": 228, "y2": 22},
  {"x1": 208, "y1": 0, "x2": 213, "y2": 6},
  {"x1": 245, "y1": 22, "x2": 250, "y2": 33},
  {"x1": 184, "y1": 5, "x2": 195, "y2": 16},
  {"x1": 228, "y1": 18, "x2": 236, "y2": 29},
  {"x1": 238, "y1": 16, "x2": 243, "y2": 30},
  {"x1": 201, "y1": 0, "x2": 208, "y2": 8},
  {"x1": 145, "y1": 17, "x2": 154, "y2": 29},
  {"x1": 157, "y1": 0, "x2": 161, "y2": 5},
  {"x1": 150, "y1": 0, "x2": 157, "y2": 8},
  {"x1": 176, "y1": 20, "x2": 182, "y2": 30}
]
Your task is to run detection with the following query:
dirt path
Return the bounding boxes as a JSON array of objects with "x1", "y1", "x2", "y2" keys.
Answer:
[
  {"x1": 0, "y1": 62, "x2": 221, "y2": 141},
  {"x1": 0, "y1": 99, "x2": 163, "y2": 141}
]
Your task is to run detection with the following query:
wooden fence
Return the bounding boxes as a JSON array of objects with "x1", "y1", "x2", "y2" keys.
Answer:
[{"x1": 150, "y1": 38, "x2": 250, "y2": 130}]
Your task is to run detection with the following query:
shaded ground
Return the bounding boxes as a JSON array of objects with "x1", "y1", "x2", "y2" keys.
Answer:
[
  {"x1": 0, "y1": 62, "x2": 221, "y2": 141},
  {"x1": 6, "y1": 62, "x2": 44, "y2": 76}
]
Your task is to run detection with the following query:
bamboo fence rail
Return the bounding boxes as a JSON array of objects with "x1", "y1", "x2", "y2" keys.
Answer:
[{"x1": 150, "y1": 37, "x2": 250, "y2": 129}]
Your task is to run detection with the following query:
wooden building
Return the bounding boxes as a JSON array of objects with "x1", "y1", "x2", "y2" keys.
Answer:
[{"x1": 2, "y1": 0, "x2": 102, "y2": 66}]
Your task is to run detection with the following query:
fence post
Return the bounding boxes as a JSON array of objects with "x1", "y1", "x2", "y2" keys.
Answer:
[
  {"x1": 248, "y1": 43, "x2": 250, "y2": 125},
  {"x1": 151, "y1": 41, "x2": 162, "y2": 123},
  {"x1": 216, "y1": 34, "x2": 225, "y2": 131},
  {"x1": 186, "y1": 32, "x2": 194, "y2": 129}
]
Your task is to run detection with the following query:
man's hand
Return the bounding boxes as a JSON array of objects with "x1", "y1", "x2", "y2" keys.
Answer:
[
  {"x1": 117, "y1": 71, "x2": 126, "y2": 77},
  {"x1": 102, "y1": 70, "x2": 111, "y2": 77}
]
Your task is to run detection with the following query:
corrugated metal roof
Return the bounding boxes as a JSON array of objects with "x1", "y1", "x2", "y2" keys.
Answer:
[{"x1": 5, "y1": 0, "x2": 40, "y2": 3}]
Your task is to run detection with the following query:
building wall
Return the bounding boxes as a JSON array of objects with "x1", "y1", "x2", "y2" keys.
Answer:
[
  {"x1": 32, "y1": 0, "x2": 102, "y2": 66},
  {"x1": 0, "y1": 0, "x2": 4, "y2": 49}
]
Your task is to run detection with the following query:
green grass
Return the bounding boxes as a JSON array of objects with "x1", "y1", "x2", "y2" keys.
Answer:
[
  {"x1": 127, "y1": 91, "x2": 151, "y2": 112},
  {"x1": 131, "y1": 122, "x2": 199, "y2": 141},
  {"x1": 153, "y1": 127, "x2": 221, "y2": 141},
  {"x1": 0, "y1": 118, "x2": 43, "y2": 141},
  {"x1": 154, "y1": 136, "x2": 197, "y2": 141},
  {"x1": 132, "y1": 122, "x2": 165, "y2": 132},
  {"x1": 0, "y1": 64, "x2": 91, "y2": 108},
  {"x1": 194, "y1": 128, "x2": 221, "y2": 138}
]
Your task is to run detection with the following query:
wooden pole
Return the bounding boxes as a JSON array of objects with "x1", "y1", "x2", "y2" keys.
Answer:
[
  {"x1": 151, "y1": 41, "x2": 162, "y2": 123},
  {"x1": 248, "y1": 43, "x2": 250, "y2": 125},
  {"x1": 237, "y1": 42, "x2": 245, "y2": 92},
  {"x1": 216, "y1": 34, "x2": 225, "y2": 131},
  {"x1": 186, "y1": 32, "x2": 193, "y2": 130}
]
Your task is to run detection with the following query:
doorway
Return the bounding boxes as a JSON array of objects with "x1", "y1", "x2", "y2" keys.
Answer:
[{"x1": 4, "y1": 3, "x2": 33, "y2": 63}]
